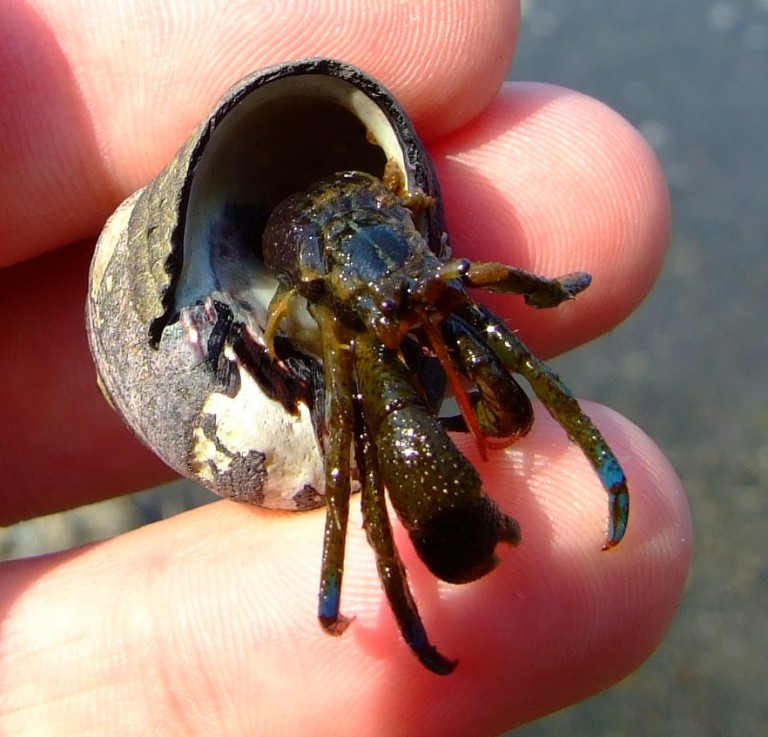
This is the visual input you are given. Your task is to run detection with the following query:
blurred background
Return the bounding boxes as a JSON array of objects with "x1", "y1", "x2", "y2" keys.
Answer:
[
  {"x1": 511, "y1": 2, "x2": 766, "y2": 735},
  {"x1": 2, "y1": 2, "x2": 765, "y2": 735}
]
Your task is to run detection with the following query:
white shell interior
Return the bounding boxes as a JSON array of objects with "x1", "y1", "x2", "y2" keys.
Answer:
[{"x1": 174, "y1": 73, "x2": 409, "y2": 341}]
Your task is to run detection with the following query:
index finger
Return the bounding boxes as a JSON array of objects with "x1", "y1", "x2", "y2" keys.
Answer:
[{"x1": 0, "y1": 0, "x2": 519, "y2": 267}]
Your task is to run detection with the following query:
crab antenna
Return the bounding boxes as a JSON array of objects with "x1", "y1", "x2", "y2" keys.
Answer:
[
  {"x1": 415, "y1": 307, "x2": 488, "y2": 461},
  {"x1": 264, "y1": 287, "x2": 295, "y2": 357}
]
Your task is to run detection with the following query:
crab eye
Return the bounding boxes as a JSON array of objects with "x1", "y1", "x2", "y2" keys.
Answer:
[
  {"x1": 379, "y1": 297, "x2": 397, "y2": 313},
  {"x1": 455, "y1": 258, "x2": 471, "y2": 276}
]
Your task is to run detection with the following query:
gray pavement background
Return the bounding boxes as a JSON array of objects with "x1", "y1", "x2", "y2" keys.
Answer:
[{"x1": 511, "y1": 2, "x2": 766, "y2": 735}]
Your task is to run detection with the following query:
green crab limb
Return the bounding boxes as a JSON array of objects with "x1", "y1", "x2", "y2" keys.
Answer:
[
  {"x1": 440, "y1": 313, "x2": 534, "y2": 440},
  {"x1": 353, "y1": 387, "x2": 457, "y2": 675},
  {"x1": 460, "y1": 302, "x2": 629, "y2": 547},
  {"x1": 263, "y1": 282, "x2": 294, "y2": 357},
  {"x1": 440, "y1": 259, "x2": 592, "y2": 309},
  {"x1": 312, "y1": 304, "x2": 355, "y2": 634}
]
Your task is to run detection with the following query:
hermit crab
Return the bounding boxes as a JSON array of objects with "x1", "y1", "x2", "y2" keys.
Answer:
[{"x1": 87, "y1": 58, "x2": 629, "y2": 675}]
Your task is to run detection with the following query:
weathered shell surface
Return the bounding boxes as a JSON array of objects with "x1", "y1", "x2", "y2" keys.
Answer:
[{"x1": 87, "y1": 59, "x2": 445, "y2": 510}]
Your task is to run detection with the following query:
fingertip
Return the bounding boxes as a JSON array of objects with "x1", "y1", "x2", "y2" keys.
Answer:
[
  {"x1": 431, "y1": 82, "x2": 671, "y2": 354},
  {"x1": 470, "y1": 402, "x2": 691, "y2": 589},
  {"x1": 442, "y1": 403, "x2": 691, "y2": 724}
]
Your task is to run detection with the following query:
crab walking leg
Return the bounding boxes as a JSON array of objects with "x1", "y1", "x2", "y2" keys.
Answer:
[
  {"x1": 416, "y1": 306, "x2": 489, "y2": 460},
  {"x1": 440, "y1": 313, "x2": 534, "y2": 441},
  {"x1": 352, "y1": 390, "x2": 457, "y2": 675},
  {"x1": 311, "y1": 305, "x2": 356, "y2": 634},
  {"x1": 441, "y1": 259, "x2": 592, "y2": 309},
  {"x1": 461, "y1": 303, "x2": 630, "y2": 548}
]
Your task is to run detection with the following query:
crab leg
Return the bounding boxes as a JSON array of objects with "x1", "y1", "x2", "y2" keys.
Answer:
[
  {"x1": 352, "y1": 385, "x2": 457, "y2": 675},
  {"x1": 441, "y1": 259, "x2": 592, "y2": 309},
  {"x1": 416, "y1": 306, "x2": 489, "y2": 460},
  {"x1": 460, "y1": 302, "x2": 629, "y2": 547},
  {"x1": 311, "y1": 304, "x2": 355, "y2": 635},
  {"x1": 440, "y1": 313, "x2": 534, "y2": 443},
  {"x1": 263, "y1": 282, "x2": 295, "y2": 356}
]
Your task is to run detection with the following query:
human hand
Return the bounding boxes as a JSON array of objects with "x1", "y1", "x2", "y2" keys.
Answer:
[{"x1": 0, "y1": 1, "x2": 691, "y2": 735}]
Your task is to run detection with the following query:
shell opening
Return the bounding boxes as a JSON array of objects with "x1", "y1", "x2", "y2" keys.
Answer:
[{"x1": 172, "y1": 72, "x2": 413, "y2": 342}]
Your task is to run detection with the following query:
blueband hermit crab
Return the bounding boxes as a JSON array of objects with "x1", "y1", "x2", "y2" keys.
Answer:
[{"x1": 87, "y1": 59, "x2": 629, "y2": 675}]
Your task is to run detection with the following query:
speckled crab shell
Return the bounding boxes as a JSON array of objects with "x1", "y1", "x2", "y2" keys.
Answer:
[{"x1": 86, "y1": 58, "x2": 446, "y2": 510}]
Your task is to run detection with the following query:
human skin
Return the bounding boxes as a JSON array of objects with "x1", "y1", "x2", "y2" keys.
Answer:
[{"x1": 0, "y1": 2, "x2": 691, "y2": 736}]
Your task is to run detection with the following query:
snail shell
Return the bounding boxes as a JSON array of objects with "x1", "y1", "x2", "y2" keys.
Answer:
[{"x1": 87, "y1": 59, "x2": 446, "y2": 510}]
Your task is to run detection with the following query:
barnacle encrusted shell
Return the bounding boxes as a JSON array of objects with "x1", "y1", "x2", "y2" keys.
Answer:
[{"x1": 86, "y1": 59, "x2": 445, "y2": 510}]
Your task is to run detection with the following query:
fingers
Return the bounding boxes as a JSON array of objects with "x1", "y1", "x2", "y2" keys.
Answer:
[
  {"x1": 0, "y1": 242, "x2": 175, "y2": 524},
  {"x1": 432, "y1": 82, "x2": 671, "y2": 355},
  {"x1": 0, "y1": 407, "x2": 691, "y2": 736},
  {"x1": 0, "y1": 0, "x2": 518, "y2": 266},
  {"x1": 442, "y1": 405, "x2": 691, "y2": 729}
]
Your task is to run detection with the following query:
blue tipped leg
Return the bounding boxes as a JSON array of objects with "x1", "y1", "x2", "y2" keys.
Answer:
[{"x1": 461, "y1": 303, "x2": 630, "y2": 548}]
